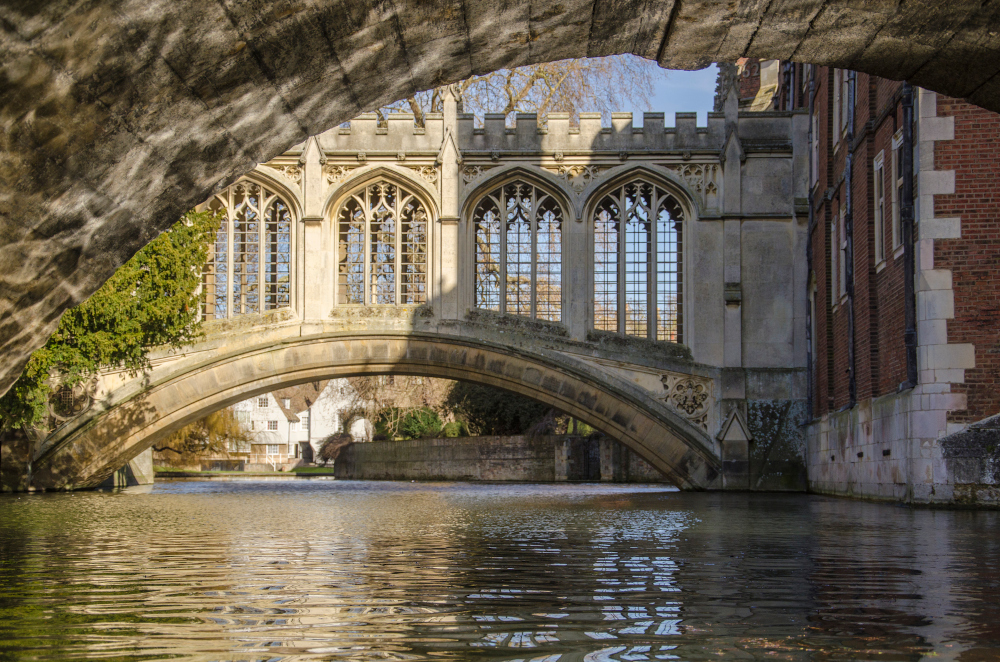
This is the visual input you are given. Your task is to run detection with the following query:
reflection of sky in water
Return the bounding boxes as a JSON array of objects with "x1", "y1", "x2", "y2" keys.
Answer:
[{"x1": 2, "y1": 482, "x2": 1000, "y2": 660}]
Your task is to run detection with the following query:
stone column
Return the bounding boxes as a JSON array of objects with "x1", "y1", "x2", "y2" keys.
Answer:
[
  {"x1": 437, "y1": 87, "x2": 461, "y2": 320},
  {"x1": 301, "y1": 137, "x2": 328, "y2": 325},
  {"x1": 722, "y1": 85, "x2": 746, "y2": 403}
]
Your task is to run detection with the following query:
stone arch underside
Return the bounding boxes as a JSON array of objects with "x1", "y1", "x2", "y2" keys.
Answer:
[
  {"x1": 3, "y1": 0, "x2": 999, "y2": 398},
  {"x1": 29, "y1": 333, "x2": 720, "y2": 491}
]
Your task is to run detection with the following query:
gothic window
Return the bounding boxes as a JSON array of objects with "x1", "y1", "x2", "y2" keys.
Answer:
[
  {"x1": 336, "y1": 180, "x2": 429, "y2": 305},
  {"x1": 202, "y1": 181, "x2": 292, "y2": 320},
  {"x1": 473, "y1": 181, "x2": 563, "y2": 321},
  {"x1": 593, "y1": 180, "x2": 683, "y2": 343}
]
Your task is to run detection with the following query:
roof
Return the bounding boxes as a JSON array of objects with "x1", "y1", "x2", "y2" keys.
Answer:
[{"x1": 271, "y1": 380, "x2": 330, "y2": 423}]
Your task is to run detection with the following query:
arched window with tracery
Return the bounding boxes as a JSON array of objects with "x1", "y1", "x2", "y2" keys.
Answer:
[
  {"x1": 201, "y1": 181, "x2": 292, "y2": 320},
  {"x1": 593, "y1": 179, "x2": 683, "y2": 343},
  {"x1": 473, "y1": 181, "x2": 563, "y2": 321},
  {"x1": 336, "y1": 180, "x2": 428, "y2": 305}
]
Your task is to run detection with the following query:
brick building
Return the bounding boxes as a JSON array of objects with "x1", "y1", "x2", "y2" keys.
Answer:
[{"x1": 731, "y1": 59, "x2": 1000, "y2": 500}]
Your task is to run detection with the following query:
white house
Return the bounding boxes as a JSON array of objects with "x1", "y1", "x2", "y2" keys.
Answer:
[{"x1": 232, "y1": 378, "x2": 370, "y2": 467}]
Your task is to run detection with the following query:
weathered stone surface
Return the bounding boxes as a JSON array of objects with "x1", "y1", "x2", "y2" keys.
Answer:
[{"x1": 1, "y1": 1, "x2": 999, "y2": 397}]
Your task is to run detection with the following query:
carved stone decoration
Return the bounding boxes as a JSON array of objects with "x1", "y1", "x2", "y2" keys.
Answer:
[
  {"x1": 662, "y1": 163, "x2": 720, "y2": 208},
  {"x1": 407, "y1": 165, "x2": 439, "y2": 184},
  {"x1": 325, "y1": 164, "x2": 358, "y2": 185},
  {"x1": 268, "y1": 163, "x2": 302, "y2": 188},
  {"x1": 48, "y1": 377, "x2": 99, "y2": 425},
  {"x1": 660, "y1": 373, "x2": 713, "y2": 432},
  {"x1": 545, "y1": 164, "x2": 606, "y2": 194},
  {"x1": 462, "y1": 164, "x2": 496, "y2": 184}
]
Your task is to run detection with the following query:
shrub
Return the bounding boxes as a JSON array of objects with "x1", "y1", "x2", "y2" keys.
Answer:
[
  {"x1": 398, "y1": 407, "x2": 443, "y2": 439},
  {"x1": 317, "y1": 433, "x2": 353, "y2": 465},
  {"x1": 441, "y1": 421, "x2": 468, "y2": 438}
]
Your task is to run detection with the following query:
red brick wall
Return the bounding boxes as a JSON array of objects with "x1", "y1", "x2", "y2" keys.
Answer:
[{"x1": 933, "y1": 97, "x2": 1000, "y2": 424}]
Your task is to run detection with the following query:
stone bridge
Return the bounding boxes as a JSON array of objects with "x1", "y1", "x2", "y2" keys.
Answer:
[
  {"x1": 3, "y1": 0, "x2": 1000, "y2": 403},
  {"x1": 8, "y1": 93, "x2": 808, "y2": 491}
]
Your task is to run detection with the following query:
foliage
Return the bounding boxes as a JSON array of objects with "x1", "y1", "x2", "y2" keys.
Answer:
[
  {"x1": 380, "y1": 55, "x2": 664, "y2": 125},
  {"x1": 0, "y1": 211, "x2": 218, "y2": 431},
  {"x1": 151, "y1": 407, "x2": 252, "y2": 467},
  {"x1": 317, "y1": 433, "x2": 353, "y2": 465},
  {"x1": 441, "y1": 420, "x2": 469, "y2": 438},
  {"x1": 445, "y1": 382, "x2": 551, "y2": 436},
  {"x1": 397, "y1": 407, "x2": 443, "y2": 440}
]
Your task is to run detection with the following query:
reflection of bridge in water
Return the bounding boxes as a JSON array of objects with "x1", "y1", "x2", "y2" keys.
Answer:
[{"x1": 23, "y1": 91, "x2": 809, "y2": 492}]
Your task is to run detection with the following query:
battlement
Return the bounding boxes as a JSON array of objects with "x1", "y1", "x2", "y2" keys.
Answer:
[{"x1": 316, "y1": 109, "x2": 796, "y2": 156}]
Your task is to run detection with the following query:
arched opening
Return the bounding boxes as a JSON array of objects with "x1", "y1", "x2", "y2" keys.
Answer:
[
  {"x1": 29, "y1": 334, "x2": 720, "y2": 492},
  {"x1": 334, "y1": 179, "x2": 431, "y2": 306},
  {"x1": 471, "y1": 180, "x2": 565, "y2": 321},
  {"x1": 201, "y1": 180, "x2": 294, "y2": 320},
  {"x1": 590, "y1": 177, "x2": 685, "y2": 343}
]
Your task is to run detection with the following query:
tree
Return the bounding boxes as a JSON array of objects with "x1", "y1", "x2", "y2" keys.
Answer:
[
  {"x1": 152, "y1": 407, "x2": 252, "y2": 467},
  {"x1": 317, "y1": 433, "x2": 353, "y2": 466},
  {"x1": 379, "y1": 55, "x2": 665, "y2": 126},
  {"x1": 445, "y1": 382, "x2": 551, "y2": 436},
  {"x1": 0, "y1": 210, "x2": 218, "y2": 431}
]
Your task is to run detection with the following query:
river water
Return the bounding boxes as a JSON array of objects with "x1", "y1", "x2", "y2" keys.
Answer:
[{"x1": 2, "y1": 481, "x2": 1000, "y2": 661}]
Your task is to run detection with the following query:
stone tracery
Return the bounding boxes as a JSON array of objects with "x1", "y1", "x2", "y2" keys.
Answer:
[
  {"x1": 472, "y1": 181, "x2": 564, "y2": 322},
  {"x1": 336, "y1": 180, "x2": 428, "y2": 306},
  {"x1": 202, "y1": 181, "x2": 292, "y2": 320}
]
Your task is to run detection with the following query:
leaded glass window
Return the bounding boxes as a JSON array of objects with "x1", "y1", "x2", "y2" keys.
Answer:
[
  {"x1": 473, "y1": 181, "x2": 563, "y2": 322},
  {"x1": 336, "y1": 180, "x2": 428, "y2": 305},
  {"x1": 202, "y1": 181, "x2": 292, "y2": 320},
  {"x1": 592, "y1": 180, "x2": 683, "y2": 343}
]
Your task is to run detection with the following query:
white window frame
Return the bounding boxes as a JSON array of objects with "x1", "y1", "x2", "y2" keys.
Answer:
[
  {"x1": 873, "y1": 151, "x2": 886, "y2": 267},
  {"x1": 257, "y1": 396, "x2": 268, "y2": 409},
  {"x1": 267, "y1": 420, "x2": 278, "y2": 431},
  {"x1": 891, "y1": 130, "x2": 904, "y2": 253},
  {"x1": 266, "y1": 444, "x2": 280, "y2": 455}
]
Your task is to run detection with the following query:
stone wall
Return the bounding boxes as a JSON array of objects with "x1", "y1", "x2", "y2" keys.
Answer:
[{"x1": 333, "y1": 435, "x2": 668, "y2": 483}]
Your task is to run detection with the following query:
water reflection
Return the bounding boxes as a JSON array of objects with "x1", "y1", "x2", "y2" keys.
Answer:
[{"x1": 1, "y1": 481, "x2": 999, "y2": 660}]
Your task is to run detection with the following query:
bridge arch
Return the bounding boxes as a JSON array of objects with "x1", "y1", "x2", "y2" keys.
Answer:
[
  {"x1": 4, "y1": 2, "x2": 1000, "y2": 397},
  {"x1": 29, "y1": 332, "x2": 721, "y2": 492}
]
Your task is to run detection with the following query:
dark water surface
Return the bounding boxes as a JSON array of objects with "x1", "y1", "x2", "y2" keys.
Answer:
[{"x1": 2, "y1": 481, "x2": 1000, "y2": 661}]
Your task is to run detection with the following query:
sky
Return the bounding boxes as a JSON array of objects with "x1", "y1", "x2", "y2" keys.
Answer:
[{"x1": 625, "y1": 64, "x2": 720, "y2": 127}]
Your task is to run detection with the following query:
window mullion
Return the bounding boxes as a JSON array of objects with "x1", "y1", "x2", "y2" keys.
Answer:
[
  {"x1": 364, "y1": 190, "x2": 371, "y2": 306},
  {"x1": 226, "y1": 192, "x2": 234, "y2": 319},
  {"x1": 500, "y1": 195, "x2": 507, "y2": 316},
  {"x1": 648, "y1": 191, "x2": 658, "y2": 340},
  {"x1": 530, "y1": 189, "x2": 538, "y2": 319},
  {"x1": 618, "y1": 188, "x2": 626, "y2": 336}
]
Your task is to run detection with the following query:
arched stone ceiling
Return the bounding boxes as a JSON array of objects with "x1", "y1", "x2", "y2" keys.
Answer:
[{"x1": 2, "y1": 0, "x2": 998, "y2": 396}]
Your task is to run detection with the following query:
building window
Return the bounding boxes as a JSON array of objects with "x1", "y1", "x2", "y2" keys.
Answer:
[
  {"x1": 336, "y1": 180, "x2": 428, "y2": 305},
  {"x1": 873, "y1": 152, "x2": 886, "y2": 264},
  {"x1": 593, "y1": 179, "x2": 683, "y2": 343},
  {"x1": 282, "y1": 398, "x2": 290, "y2": 408},
  {"x1": 257, "y1": 396, "x2": 268, "y2": 408},
  {"x1": 202, "y1": 180, "x2": 292, "y2": 320},
  {"x1": 266, "y1": 444, "x2": 279, "y2": 455},
  {"x1": 267, "y1": 420, "x2": 278, "y2": 431},
  {"x1": 839, "y1": 208, "x2": 848, "y2": 299},
  {"x1": 830, "y1": 219, "x2": 838, "y2": 303},
  {"x1": 810, "y1": 109, "x2": 819, "y2": 188},
  {"x1": 891, "y1": 130, "x2": 904, "y2": 250},
  {"x1": 832, "y1": 70, "x2": 841, "y2": 146},
  {"x1": 473, "y1": 180, "x2": 563, "y2": 321}
]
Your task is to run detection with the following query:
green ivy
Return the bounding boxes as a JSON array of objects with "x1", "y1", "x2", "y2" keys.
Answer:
[{"x1": 0, "y1": 210, "x2": 219, "y2": 431}]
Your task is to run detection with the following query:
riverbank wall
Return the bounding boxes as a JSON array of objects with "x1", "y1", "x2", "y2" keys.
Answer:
[{"x1": 332, "y1": 435, "x2": 668, "y2": 483}]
